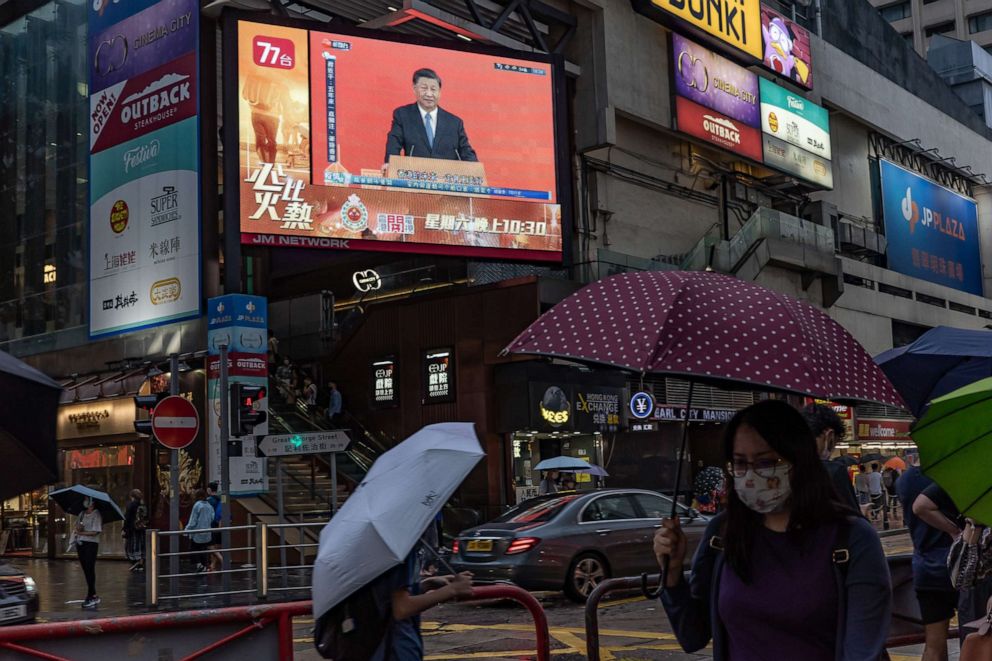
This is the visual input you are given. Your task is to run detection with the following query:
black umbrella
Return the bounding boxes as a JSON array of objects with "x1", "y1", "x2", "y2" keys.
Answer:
[
  {"x1": 0, "y1": 350, "x2": 61, "y2": 500},
  {"x1": 833, "y1": 455, "x2": 858, "y2": 467},
  {"x1": 860, "y1": 453, "x2": 886, "y2": 464},
  {"x1": 49, "y1": 485, "x2": 125, "y2": 523}
]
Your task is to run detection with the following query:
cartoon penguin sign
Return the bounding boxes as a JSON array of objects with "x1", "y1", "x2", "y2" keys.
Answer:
[{"x1": 761, "y1": 8, "x2": 813, "y2": 89}]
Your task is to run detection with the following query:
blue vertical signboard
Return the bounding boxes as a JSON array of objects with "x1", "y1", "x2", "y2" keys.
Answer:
[
  {"x1": 879, "y1": 160, "x2": 983, "y2": 296},
  {"x1": 207, "y1": 295, "x2": 270, "y2": 496},
  {"x1": 88, "y1": 0, "x2": 201, "y2": 337}
]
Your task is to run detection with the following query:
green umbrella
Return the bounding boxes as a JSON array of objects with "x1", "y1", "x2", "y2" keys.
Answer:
[{"x1": 911, "y1": 376, "x2": 992, "y2": 526}]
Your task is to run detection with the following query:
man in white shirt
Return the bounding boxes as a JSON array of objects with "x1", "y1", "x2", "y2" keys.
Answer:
[{"x1": 868, "y1": 464, "x2": 885, "y2": 521}]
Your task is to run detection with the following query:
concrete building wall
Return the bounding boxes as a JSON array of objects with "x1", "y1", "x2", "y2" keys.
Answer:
[
  {"x1": 816, "y1": 113, "x2": 874, "y2": 222},
  {"x1": 569, "y1": 0, "x2": 992, "y2": 357}
]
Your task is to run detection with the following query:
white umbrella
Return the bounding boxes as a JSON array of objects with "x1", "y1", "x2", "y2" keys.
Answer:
[{"x1": 312, "y1": 422, "x2": 485, "y2": 618}]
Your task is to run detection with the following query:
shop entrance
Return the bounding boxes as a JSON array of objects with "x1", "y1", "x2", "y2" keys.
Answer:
[
  {"x1": 53, "y1": 445, "x2": 137, "y2": 557},
  {"x1": 510, "y1": 432, "x2": 606, "y2": 503}
]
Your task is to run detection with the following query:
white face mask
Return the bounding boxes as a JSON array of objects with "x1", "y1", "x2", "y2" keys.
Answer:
[{"x1": 733, "y1": 463, "x2": 792, "y2": 514}]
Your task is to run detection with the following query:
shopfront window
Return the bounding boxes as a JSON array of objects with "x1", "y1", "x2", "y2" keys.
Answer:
[
  {"x1": 52, "y1": 445, "x2": 135, "y2": 557},
  {"x1": 0, "y1": 0, "x2": 88, "y2": 347},
  {"x1": 510, "y1": 432, "x2": 606, "y2": 503},
  {"x1": 1, "y1": 487, "x2": 50, "y2": 555}
]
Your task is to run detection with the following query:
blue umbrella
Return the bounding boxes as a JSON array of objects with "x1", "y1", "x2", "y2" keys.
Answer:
[
  {"x1": 49, "y1": 485, "x2": 125, "y2": 523},
  {"x1": 875, "y1": 326, "x2": 992, "y2": 417},
  {"x1": 534, "y1": 456, "x2": 592, "y2": 471},
  {"x1": 559, "y1": 464, "x2": 610, "y2": 477}
]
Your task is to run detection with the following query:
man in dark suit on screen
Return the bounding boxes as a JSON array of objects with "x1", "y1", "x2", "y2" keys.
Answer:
[{"x1": 384, "y1": 68, "x2": 478, "y2": 164}]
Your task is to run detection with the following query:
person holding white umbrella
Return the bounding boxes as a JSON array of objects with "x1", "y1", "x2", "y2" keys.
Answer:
[{"x1": 313, "y1": 423, "x2": 484, "y2": 660}]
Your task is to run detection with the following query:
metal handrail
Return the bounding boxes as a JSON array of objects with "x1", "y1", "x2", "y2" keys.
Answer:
[
  {"x1": 0, "y1": 600, "x2": 312, "y2": 661},
  {"x1": 0, "y1": 590, "x2": 548, "y2": 661}
]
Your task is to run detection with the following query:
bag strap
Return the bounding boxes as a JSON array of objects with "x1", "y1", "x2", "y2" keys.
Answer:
[{"x1": 832, "y1": 519, "x2": 852, "y2": 578}]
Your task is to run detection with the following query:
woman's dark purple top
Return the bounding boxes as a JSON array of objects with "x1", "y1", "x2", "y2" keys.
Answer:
[{"x1": 718, "y1": 523, "x2": 840, "y2": 661}]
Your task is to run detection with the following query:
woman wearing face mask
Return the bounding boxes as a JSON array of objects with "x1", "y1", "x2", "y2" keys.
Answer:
[
  {"x1": 72, "y1": 496, "x2": 103, "y2": 609},
  {"x1": 654, "y1": 400, "x2": 891, "y2": 661}
]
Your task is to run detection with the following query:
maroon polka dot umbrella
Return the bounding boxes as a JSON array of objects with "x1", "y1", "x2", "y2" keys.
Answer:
[
  {"x1": 504, "y1": 271, "x2": 903, "y2": 595},
  {"x1": 505, "y1": 270, "x2": 904, "y2": 407}
]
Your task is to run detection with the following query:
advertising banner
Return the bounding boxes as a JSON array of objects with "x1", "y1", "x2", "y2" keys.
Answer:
[
  {"x1": 90, "y1": 0, "x2": 161, "y2": 34},
  {"x1": 856, "y1": 418, "x2": 912, "y2": 442},
  {"x1": 879, "y1": 159, "x2": 982, "y2": 295},
  {"x1": 371, "y1": 357, "x2": 398, "y2": 408},
  {"x1": 235, "y1": 20, "x2": 563, "y2": 261},
  {"x1": 759, "y1": 77, "x2": 830, "y2": 160},
  {"x1": 88, "y1": 0, "x2": 199, "y2": 339},
  {"x1": 422, "y1": 348, "x2": 455, "y2": 404},
  {"x1": 89, "y1": 119, "x2": 200, "y2": 336},
  {"x1": 761, "y1": 133, "x2": 833, "y2": 188},
  {"x1": 90, "y1": 52, "x2": 198, "y2": 154},
  {"x1": 632, "y1": 0, "x2": 762, "y2": 59},
  {"x1": 207, "y1": 294, "x2": 270, "y2": 495},
  {"x1": 675, "y1": 96, "x2": 763, "y2": 162},
  {"x1": 760, "y1": 6, "x2": 813, "y2": 89},
  {"x1": 573, "y1": 387, "x2": 621, "y2": 433},
  {"x1": 672, "y1": 33, "x2": 760, "y2": 127},
  {"x1": 89, "y1": 0, "x2": 198, "y2": 93}
]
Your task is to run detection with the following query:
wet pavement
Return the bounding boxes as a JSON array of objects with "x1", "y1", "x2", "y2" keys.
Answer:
[{"x1": 1, "y1": 530, "x2": 958, "y2": 659}]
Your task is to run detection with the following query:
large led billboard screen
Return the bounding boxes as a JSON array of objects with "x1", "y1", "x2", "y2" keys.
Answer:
[{"x1": 231, "y1": 17, "x2": 565, "y2": 261}]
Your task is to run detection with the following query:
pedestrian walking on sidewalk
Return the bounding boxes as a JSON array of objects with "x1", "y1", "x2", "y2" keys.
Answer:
[
  {"x1": 869, "y1": 464, "x2": 885, "y2": 521},
  {"x1": 897, "y1": 461, "x2": 964, "y2": 660},
  {"x1": 855, "y1": 465, "x2": 871, "y2": 516},
  {"x1": 123, "y1": 489, "x2": 148, "y2": 571},
  {"x1": 653, "y1": 400, "x2": 891, "y2": 661},
  {"x1": 206, "y1": 482, "x2": 223, "y2": 571},
  {"x1": 185, "y1": 489, "x2": 215, "y2": 573},
  {"x1": 72, "y1": 497, "x2": 103, "y2": 609},
  {"x1": 802, "y1": 403, "x2": 860, "y2": 514}
]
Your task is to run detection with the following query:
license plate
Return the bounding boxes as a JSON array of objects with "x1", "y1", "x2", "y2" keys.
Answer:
[
  {"x1": 0, "y1": 605, "x2": 26, "y2": 623},
  {"x1": 466, "y1": 539, "x2": 493, "y2": 552}
]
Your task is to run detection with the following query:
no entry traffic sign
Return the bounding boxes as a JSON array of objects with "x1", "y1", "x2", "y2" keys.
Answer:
[{"x1": 152, "y1": 395, "x2": 200, "y2": 450}]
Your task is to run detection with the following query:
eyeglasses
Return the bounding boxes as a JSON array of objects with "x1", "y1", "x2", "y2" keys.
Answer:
[{"x1": 726, "y1": 457, "x2": 789, "y2": 478}]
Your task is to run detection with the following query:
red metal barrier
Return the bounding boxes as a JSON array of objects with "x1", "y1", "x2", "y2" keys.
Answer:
[
  {"x1": 0, "y1": 601, "x2": 311, "y2": 661},
  {"x1": 0, "y1": 586, "x2": 550, "y2": 661},
  {"x1": 465, "y1": 585, "x2": 551, "y2": 661}
]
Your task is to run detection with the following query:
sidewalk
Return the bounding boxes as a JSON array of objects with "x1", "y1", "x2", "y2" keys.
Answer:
[{"x1": 2, "y1": 556, "x2": 311, "y2": 620}]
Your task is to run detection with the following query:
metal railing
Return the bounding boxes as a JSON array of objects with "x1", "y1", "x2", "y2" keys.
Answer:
[
  {"x1": 0, "y1": 600, "x2": 312, "y2": 660},
  {"x1": 146, "y1": 525, "x2": 260, "y2": 607},
  {"x1": 0, "y1": 587, "x2": 550, "y2": 661},
  {"x1": 146, "y1": 521, "x2": 325, "y2": 607}
]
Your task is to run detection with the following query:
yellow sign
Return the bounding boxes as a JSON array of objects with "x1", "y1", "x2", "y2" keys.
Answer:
[{"x1": 651, "y1": 0, "x2": 762, "y2": 60}]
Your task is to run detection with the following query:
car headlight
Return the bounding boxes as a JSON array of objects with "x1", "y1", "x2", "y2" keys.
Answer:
[{"x1": 23, "y1": 577, "x2": 37, "y2": 593}]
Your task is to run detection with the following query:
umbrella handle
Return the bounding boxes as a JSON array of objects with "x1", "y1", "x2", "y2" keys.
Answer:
[{"x1": 641, "y1": 569, "x2": 665, "y2": 600}]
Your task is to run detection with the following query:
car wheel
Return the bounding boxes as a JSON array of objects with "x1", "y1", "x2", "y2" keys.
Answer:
[{"x1": 565, "y1": 552, "x2": 609, "y2": 602}]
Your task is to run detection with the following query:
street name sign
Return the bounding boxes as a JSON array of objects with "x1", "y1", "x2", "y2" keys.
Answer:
[{"x1": 258, "y1": 431, "x2": 352, "y2": 457}]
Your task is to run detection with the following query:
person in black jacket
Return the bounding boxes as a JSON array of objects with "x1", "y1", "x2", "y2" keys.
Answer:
[
  {"x1": 123, "y1": 489, "x2": 147, "y2": 572},
  {"x1": 802, "y1": 403, "x2": 860, "y2": 513},
  {"x1": 384, "y1": 69, "x2": 477, "y2": 164}
]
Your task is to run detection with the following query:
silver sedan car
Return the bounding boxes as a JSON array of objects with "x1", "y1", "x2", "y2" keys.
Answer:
[{"x1": 450, "y1": 488, "x2": 711, "y2": 601}]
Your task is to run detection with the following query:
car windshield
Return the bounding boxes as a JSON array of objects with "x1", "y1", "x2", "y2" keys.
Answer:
[{"x1": 493, "y1": 494, "x2": 582, "y2": 523}]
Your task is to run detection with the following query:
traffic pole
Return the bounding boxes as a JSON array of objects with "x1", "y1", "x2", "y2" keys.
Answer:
[
  {"x1": 276, "y1": 457, "x2": 287, "y2": 578},
  {"x1": 219, "y1": 344, "x2": 231, "y2": 598},
  {"x1": 169, "y1": 353, "x2": 179, "y2": 598},
  {"x1": 330, "y1": 453, "x2": 337, "y2": 516}
]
